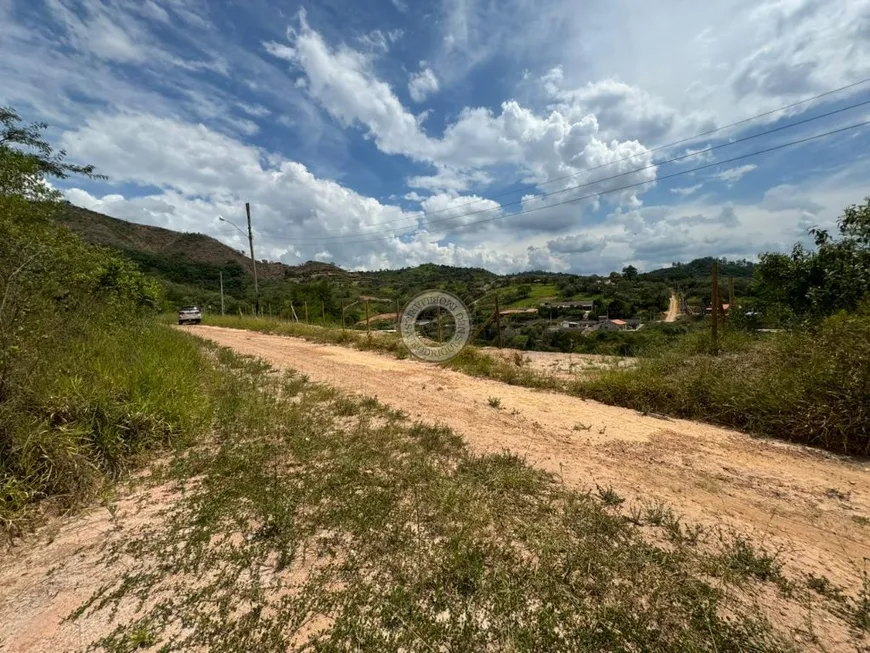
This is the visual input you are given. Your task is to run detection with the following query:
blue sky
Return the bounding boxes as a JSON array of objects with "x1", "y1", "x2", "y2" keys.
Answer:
[{"x1": 2, "y1": 0, "x2": 870, "y2": 273}]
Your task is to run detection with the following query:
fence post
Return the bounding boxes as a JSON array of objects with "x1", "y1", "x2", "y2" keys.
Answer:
[
  {"x1": 495, "y1": 295, "x2": 503, "y2": 348},
  {"x1": 711, "y1": 260, "x2": 720, "y2": 352},
  {"x1": 304, "y1": 301, "x2": 309, "y2": 324}
]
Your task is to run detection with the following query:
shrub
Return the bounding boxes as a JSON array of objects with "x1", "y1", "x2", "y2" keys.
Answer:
[{"x1": 576, "y1": 308, "x2": 870, "y2": 454}]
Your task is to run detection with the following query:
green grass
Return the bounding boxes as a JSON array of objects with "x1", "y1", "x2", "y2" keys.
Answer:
[
  {"x1": 67, "y1": 340, "x2": 857, "y2": 651},
  {"x1": 501, "y1": 283, "x2": 558, "y2": 308},
  {"x1": 0, "y1": 322, "x2": 215, "y2": 536},
  {"x1": 575, "y1": 311, "x2": 870, "y2": 455}
]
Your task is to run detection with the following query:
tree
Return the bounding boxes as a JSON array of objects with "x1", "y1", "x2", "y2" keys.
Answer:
[
  {"x1": 0, "y1": 107, "x2": 104, "y2": 198},
  {"x1": 622, "y1": 265, "x2": 638, "y2": 281},
  {"x1": 754, "y1": 199, "x2": 870, "y2": 320}
]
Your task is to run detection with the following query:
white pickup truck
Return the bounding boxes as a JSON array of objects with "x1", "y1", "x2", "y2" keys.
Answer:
[{"x1": 177, "y1": 306, "x2": 202, "y2": 325}]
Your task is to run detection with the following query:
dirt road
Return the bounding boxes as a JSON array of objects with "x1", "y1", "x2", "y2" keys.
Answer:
[
  {"x1": 664, "y1": 292, "x2": 680, "y2": 322},
  {"x1": 2, "y1": 324, "x2": 868, "y2": 652},
  {"x1": 184, "y1": 325, "x2": 870, "y2": 593}
]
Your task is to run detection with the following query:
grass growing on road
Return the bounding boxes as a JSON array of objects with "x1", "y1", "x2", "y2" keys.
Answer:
[{"x1": 70, "y1": 340, "x2": 868, "y2": 651}]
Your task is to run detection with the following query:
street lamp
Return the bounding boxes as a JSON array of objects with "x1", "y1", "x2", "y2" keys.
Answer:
[
  {"x1": 217, "y1": 204, "x2": 260, "y2": 315},
  {"x1": 218, "y1": 214, "x2": 246, "y2": 237}
]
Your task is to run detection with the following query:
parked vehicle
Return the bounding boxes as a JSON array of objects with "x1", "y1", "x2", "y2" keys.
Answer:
[{"x1": 177, "y1": 306, "x2": 202, "y2": 325}]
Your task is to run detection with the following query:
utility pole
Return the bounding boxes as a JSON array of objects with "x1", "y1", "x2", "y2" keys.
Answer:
[
  {"x1": 365, "y1": 299, "x2": 370, "y2": 337},
  {"x1": 395, "y1": 298, "x2": 400, "y2": 332},
  {"x1": 304, "y1": 301, "x2": 309, "y2": 324},
  {"x1": 321, "y1": 300, "x2": 325, "y2": 324},
  {"x1": 494, "y1": 295, "x2": 503, "y2": 348},
  {"x1": 245, "y1": 202, "x2": 260, "y2": 316},
  {"x1": 711, "y1": 261, "x2": 720, "y2": 352},
  {"x1": 729, "y1": 277, "x2": 735, "y2": 308},
  {"x1": 219, "y1": 271, "x2": 225, "y2": 316}
]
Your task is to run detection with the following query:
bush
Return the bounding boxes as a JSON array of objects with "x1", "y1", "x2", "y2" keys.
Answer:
[{"x1": 576, "y1": 308, "x2": 870, "y2": 454}]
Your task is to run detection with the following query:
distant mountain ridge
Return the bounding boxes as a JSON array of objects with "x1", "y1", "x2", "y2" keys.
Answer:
[
  {"x1": 56, "y1": 201, "x2": 753, "y2": 282},
  {"x1": 56, "y1": 202, "x2": 346, "y2": 281}
]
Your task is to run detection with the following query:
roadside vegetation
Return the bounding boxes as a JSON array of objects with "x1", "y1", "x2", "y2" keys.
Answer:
[
  {"x1": 0, "y1": 108, "x2": 211, "y2": 534},
  {"x1": 581, "y1": 201, "x2": 870, "y2": 454},
  {"x1": 577, "y1": 309, "x2": 870, "y2": 454}
]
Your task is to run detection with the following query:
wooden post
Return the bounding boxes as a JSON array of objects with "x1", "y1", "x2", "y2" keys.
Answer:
[
  {"x1": 321, "y1": 300, "x2": 325, "y2": 324},
  {"x1": 304, "y1": 301, "x2": 309, "y2": 324},
  {"x1": 219, "y1": 271, "x2": 225, "y2": 316},
  {"x1": 437, "y1": 306, "x2": 443, "y2": 343},
  {"x1": 245, "y1": 202, "x2": 259, "y2": 316},
  {"x1": 711, "y1": 261, "x2": 720, "y2": 352},
  {"x1": 494, "y1": 295, "x2": 503, "y2": 348},
  {"x1": 729, "y1": 277, "x2": 735, "y2": 308},
  {"x1": 365, "y1": 299, "x2": 370, "y2": 337},
  {"x1": 290, "y1": 302, "x2": 299, "y2": 322},
  {"x1": 395, "y1": 298, "x2": 400, "y2": 331},
  {"x1": 341, "y1": 303, "x2": 346, "y2": 331}
]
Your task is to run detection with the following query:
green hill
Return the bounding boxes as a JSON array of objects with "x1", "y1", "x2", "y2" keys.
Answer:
[
  {"x1": 57, "y1": 202, "x2": 293, "y2": 281},
  {"x1": 53, "y1": 202, "x2": 758, "y2": 320},
  {"x1": 642, "y1": 257, "x2": 755, "y2": 281}
]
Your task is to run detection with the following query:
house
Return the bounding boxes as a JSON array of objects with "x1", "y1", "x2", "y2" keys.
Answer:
[{"x1": 596, "y1": 318, "x2": 630, "y2": 331}]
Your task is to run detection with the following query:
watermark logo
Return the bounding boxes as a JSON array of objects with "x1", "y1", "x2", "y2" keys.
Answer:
[{"x1": 400, "y1": 290, "x2": 471, "y2": 362}]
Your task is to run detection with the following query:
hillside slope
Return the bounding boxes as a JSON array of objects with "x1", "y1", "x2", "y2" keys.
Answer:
[{"x1": 56, "y1": 202, "x2": 298, "y2": 280}]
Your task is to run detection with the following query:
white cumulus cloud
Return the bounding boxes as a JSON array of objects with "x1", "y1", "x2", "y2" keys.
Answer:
[
  {"x1": 408, "y1": 66, "x2": 440, "y2": 102},
  {"x1": 714, "y1": 164, "x2": 758, "y2": 185}
]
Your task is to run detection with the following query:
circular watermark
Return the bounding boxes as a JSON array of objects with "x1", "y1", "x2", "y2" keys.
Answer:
[{"x1": 400, "y1": 290, "x2": 471, "y2": 362}]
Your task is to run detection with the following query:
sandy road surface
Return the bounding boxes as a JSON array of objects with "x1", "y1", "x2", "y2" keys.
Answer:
[
  {"x1": 185, "y1": 325, "x2": 870, "y2": 592},
  {"x1": 664, "y1": 292, "x2": 680, "y2": 322},
  {"x1": 481, "y1": 347, "x2": 636, "y2": 378}
]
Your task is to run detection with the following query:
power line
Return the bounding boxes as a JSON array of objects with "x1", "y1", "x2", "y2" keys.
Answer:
[
  {"x1": 405, "y1": 75, "x2": 870, "y2": 222},
  {"x1": 266, "y1": 98, "x2": 870, "y2": 244},
  {"x1": 257, "y1": 76, "x2": 870, "y2": 242},
  {"x1": 264, "y1": 119, "x2": 870, "y2": 247}
]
